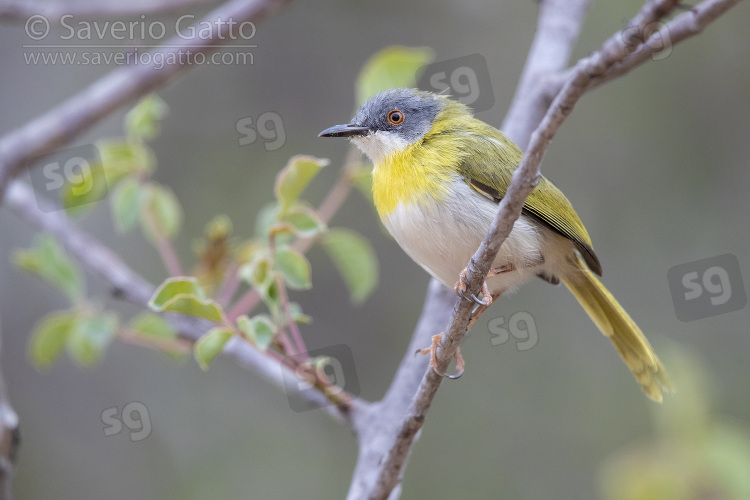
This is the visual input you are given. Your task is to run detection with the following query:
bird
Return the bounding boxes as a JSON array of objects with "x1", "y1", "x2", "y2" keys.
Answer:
[{"x1": 319, "y1": 87, "x2": 673, "y2": 402}]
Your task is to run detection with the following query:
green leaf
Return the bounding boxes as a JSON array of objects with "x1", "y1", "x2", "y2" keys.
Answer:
[
  {"x1": 60, "y1": 160, "x2": 109, "y2": 217},
  {"x1": 67, "y1": 312, "x2": 118, "y2": 367},
  {"x1": 99, "y1": 140, "x2": 155, "y2": 178},
  {"x1": 288, "y1": 302, "x2": 312, "y2": 324},
  {"x1": 29, "y1": 310, "x2": 79, "y2": 369},
  {"x1": 254, "y1": 202, "x2": 281, "y2": 239},
  {"x1": 125, "y1": 94, "x2": 169, "y2": 141},
  {"x1": 321, "y1": 229, "x2": 378, "y2": 304},
  {"x1": 149, "y1": 277, "x2": 225, "y2": 323},
  {"x1": 194, "y1": 327, "x2": 233, "y2": 370},
  {"x1": 110, "y1": 177, "x2": 142, "y2": 232},
  {"x1": 280, "y1": 206, "x2": 327, "y2": 238},
  {"x1": 13, "y1": 235, "x2": 84, "y2": 302},
  {"x1": 274, "y1": 156, "x2": 329, "y2": 211},
  {"x1": 239, "y1": 253, "x2": 272, "y2": 291},
  {"x1": 139, "y1": 183, "x2": 182, "y2": 241},
  {"x1": 159, "y1": 296, "x2": 224, "y2": 323},
  {"x1": 128, "y1": 312, "x2": 176, "y2": 340},
  {"x1": 273, "y1": 246, "x2": 312, "y2": 290},
  {"x1": 150, "y1": 277, "x2": 208, "y2": 305},
  {"x1": 356, "y1": 46, "x2": 435, "y2": 105},
  {"x1": 236, "y1": 314, "x2": 275, "y2": 351}
]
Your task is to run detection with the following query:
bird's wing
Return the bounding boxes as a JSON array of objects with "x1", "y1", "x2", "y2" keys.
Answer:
[{"x1": 454, "y1": 129, "x2": 603, "y2": 276}]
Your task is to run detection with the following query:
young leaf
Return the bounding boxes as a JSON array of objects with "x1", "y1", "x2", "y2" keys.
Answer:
[
  {"x1": 13, "y1": 235, "x2": 85, "y2": 302},
  {"x1": 240, "y1": 253, "x2": 272, "y2": 291},
  {"x1": 194, "y1": 327, "x2": 234, "y2": 370},
  {"x1": 149, "y1": 277, "x2": 225, "y2": 323},
  {"x1": 111, "y1": 177, "x2": 142, "y2": 232},
  {"x1": 273, "y1": 246, "x2": 312, "y2": 290},
  {"x1": 125, "y1": 94, "x2": 169, "y2": 141},
  {"x1": 236, "y1": 314, "x2": 275, "y2": 351},
  {"x1": 66, "y1": 311, "x2": 118, "y2": 367},
  {"x1": 128, "y1": 312, "x2": 176, "y2": 340},
  {"x1": 274, "y1": 156, "x2": 329, "y2": 211},
  {"x1": 61, "y1": 160, "x2": 109, "y2": 217},
  {"x1": 99, "y1": 140, "x2": 155, "y2": 178},
  {"x1": 158, "y1": 296, "x2": 225, "y2": 323},
  {"x1": 240, "y1": 253, "x2": 280, "y2": 316},
  {"x1": 356, "y1": 46, "x2": 434, "y2": 105},
  {"x1": 29, "y1": 310, "x2": 79, "y2": 369},
  {"x1": 150, "y1": 277, "x2": 208, "y2": 306},
  {"x1": 254, "y1": 202, "x2": 281, "y2": 239},
  {"x1": 321, "y1": 229, "x2": 378, "y2": 304},
  {"x1": 288, "y1": 302, "x2": 312, "y2": 324},
  {"x1": 139, "y1": 183, "x2": 182, "y2": 241},
  {"x1": 281, "y1": 206, "x2": 327, "y2": 238}
]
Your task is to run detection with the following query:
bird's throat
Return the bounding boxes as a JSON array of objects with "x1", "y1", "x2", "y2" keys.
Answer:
[{"x1": 371, "y1": 144, "x2": 454, "y2": 218}]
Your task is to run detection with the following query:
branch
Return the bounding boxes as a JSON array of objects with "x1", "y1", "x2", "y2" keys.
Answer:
[
  {"x1": 584, "y1": 0, "x2": 743, "y2": 90},
  {"x1": 352, "y1": 0, "x2": 742, "y2": 497},
  {"x1": 4, "y1": 180, "x2": 363, "y2": 425},
  {"x1": 501, "y1": 0, "x2": 592, "y2": 148},
  {"x1": 0, "y1": 318, "x2": 19, "y2": 500},
  {"x1": 0, "y1": 0, "x2": 294, "y2": 203},
  {"x1": 0, "y1": 0, "x2": 215, "y2": 19}
]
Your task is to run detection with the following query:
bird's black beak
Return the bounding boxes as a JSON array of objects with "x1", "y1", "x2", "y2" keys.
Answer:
[{"x1": 318, "y1": 123, "x2": 371, "y2": 138}]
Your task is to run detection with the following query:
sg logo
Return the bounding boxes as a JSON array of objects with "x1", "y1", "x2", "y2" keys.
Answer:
[
  {"x1": 28, "y1": 144, "x2": 105, "y2": 213},
  {"x1": 668, "y1": 254, "x2": 746, "y2": 322},
  {"x1": 488, "y1": 311, "x2": 538, "y2": 351},
  {"x1": 417, "y1": 54, "x2": 495, "y2": 112},
  {"x1": 236, "y1": 111, "x2": 286, "y2": 151},
  {"x1": 101, "y1": 401, "x2": 152, "y2": 442},
  {"x1": 281, "y1": 344, "x2": 360, "y2": 413}
]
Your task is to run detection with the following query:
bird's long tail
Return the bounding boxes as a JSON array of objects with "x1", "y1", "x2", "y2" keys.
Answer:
[{"x1": 562, "y1": 255, "x2": 674, "y2": 402}]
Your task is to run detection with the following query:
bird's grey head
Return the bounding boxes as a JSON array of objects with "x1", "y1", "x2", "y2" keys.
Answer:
[{"x1": 319, "y1": 88, "x2": 444, "y2": 163}]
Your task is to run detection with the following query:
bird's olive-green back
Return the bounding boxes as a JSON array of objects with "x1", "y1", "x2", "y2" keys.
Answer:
[{"x1": 426, "y1": 100, "x2": 603, "y2": 275}]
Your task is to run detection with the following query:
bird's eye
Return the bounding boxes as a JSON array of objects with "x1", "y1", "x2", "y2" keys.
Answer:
[{"x1": 387, "y1": 109, "x2": 405, "y2": 125}]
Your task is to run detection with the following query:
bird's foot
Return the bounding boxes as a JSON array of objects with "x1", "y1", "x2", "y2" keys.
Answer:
[
  {"x1": 454, "y1": 265, "x2": 514, "y2": 306},
  {"x1": 415, "y1": 333, "x2": 465, "y2": 379}
]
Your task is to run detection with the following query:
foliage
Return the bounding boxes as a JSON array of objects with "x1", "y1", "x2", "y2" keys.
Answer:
[{"x1": 14, "y1": 45, "x2": 431, "y2": 388}]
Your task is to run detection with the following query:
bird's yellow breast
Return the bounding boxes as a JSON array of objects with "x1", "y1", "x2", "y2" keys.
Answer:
[{"x1": 371, "y1": 129, "x2": 460, "y2": 218}]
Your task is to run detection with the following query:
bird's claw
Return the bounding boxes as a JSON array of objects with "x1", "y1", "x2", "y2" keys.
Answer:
[
  {"x1": 415, "y1": 333, "x2": 465, "y2": 379},
  {"x1": 454, "y1": 268, "x2": 494, "y2": 307}
]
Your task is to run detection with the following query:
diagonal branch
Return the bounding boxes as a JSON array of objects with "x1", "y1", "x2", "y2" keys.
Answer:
[
  {"x1": 354, "y1": 0, "x2": 742, "y2": 497},
  {"x1": 4, "y1": 180, "x2": 364, "y2": 425},
  {"x1": 0, "y1": 0, "x2": 294, "y2": 203},
  {"x1": 346, "y1": 1, "x2": 593, "y2": 498},
  {"x1": 502, "y1": 0, "x2": 592, "y2": 148}
]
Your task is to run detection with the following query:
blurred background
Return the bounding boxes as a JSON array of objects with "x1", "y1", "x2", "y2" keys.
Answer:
[{"x1": 2, "y1": 0, "x2": 750, "y2": 498}]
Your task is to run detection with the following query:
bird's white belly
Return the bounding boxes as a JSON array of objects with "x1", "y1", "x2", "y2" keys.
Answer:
[{"x1": 382, "y1": 179, "x2": 558, "y2": 296}]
